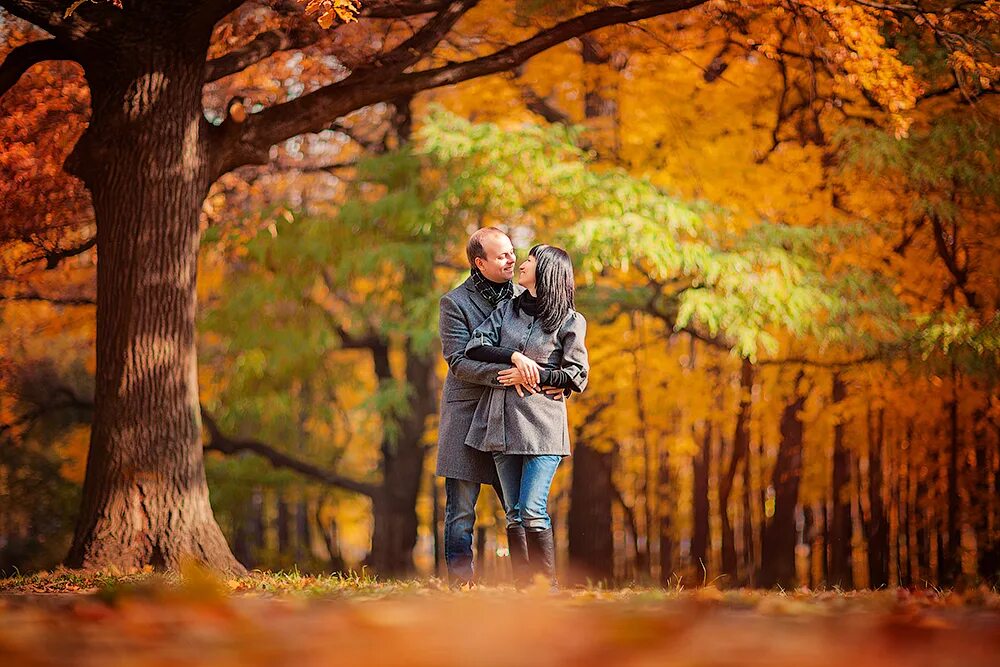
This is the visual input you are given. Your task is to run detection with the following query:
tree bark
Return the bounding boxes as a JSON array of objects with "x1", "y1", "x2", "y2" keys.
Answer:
[
  {"x1": 974, "y1": 415, "x2": 999, "y2": 581},
  {"x1": 740, "y1": 431, "x2": 756, "y2": 586},
  {"x1": 568, "y1": 441, "x2": 615, "y2": 582},
  {"x1": 364, "y1": 346, "x2": 435, "y2": 576},
  {"x1": 65, "y1": 23, "x2": 243, "y2": 573},
  {"x1": 759, "y1": 376, "x2": 806, "y2": 589},
  {"x1": 659, "y1": 440, "x2": 675, "y2": 585},
  {"x1": 721, "y1": 358, "x2": 752, "y2": 583},
  {"x1": 867, "y1": 407, "x2": 889, "y2": 588},
  {"x1": 691, "y1": 421, "x2": 711, "y2": 575},
  {"x1": 829, "y1": 374, "x2": 853, "y2": 588},
  {"x1": 941, "y1": 365, "x2": 962, "y2": 585}
]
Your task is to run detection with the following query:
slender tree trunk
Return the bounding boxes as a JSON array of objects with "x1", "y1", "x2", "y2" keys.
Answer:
[
  {"x1": 691, "y1": 422, "x2": 711, "y2": 575},
  {"x1": 916, "y1": 468, "x2": 931, "y2": 583},
  {"x1": 722, "y1": 359, "x2": 752, "y2": 583},
  {"x1": 867, "y1": 407, "x2": 889, "y2": 588},
  {"x1": 658, "y1": 440, "x2": 674, "y2": 585},
  {"x1": 829, "y1": 374, "x2": 853, "y2": 588},
  {"x1": 295, "y1": 498, "x2": 311, "y2": 563},
  {"x1": 65, "y1": 27, "x2": 242, "y2": 573},
  {"x1": 741, "y1": 433, "x2": 756, "y2": 586},
  {"x1": 941, "y1": 365, "x2": 962, "y2": 585},
  {"x1": 760, "y1": 375, "x2": 806, "y2": 589},
  {"x1": 277, "y1": 494, "x2": 291, "y2": 554},
  {"x1": 974, "y1": 414, "x2": 999, "y2": 581},
  {"x1": 803, "y1": 503, "x2": 816, "y2": 588}
]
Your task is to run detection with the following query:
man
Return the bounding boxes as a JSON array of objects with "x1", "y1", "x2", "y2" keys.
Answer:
[{"x1": 437, "y1": 227, "x2": 553, "y2": 586}]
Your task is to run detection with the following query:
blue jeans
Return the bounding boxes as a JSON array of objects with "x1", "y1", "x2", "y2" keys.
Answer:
[
  {"x1": 492, "y1": 453, "x2": 562, "y2": 532},
  {"x1": 444, "y1": 478, "x2": 504, "y2": 582}
]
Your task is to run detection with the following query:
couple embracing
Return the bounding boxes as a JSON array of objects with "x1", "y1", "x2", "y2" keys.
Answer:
[{"x1": 436, "y1": 227, "x2": 589, "y2": 587}]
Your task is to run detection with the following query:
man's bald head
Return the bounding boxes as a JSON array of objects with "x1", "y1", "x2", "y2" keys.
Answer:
[{"x1": 467, "y1": 228, "x2": 516, "y2": 282}]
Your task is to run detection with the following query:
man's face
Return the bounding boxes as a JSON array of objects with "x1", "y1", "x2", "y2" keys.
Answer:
[{"x1": 475, "y1": 234, "x2": 516, "y2": 282}]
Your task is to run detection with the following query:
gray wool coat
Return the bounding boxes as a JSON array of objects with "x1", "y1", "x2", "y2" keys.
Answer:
[
  {"x1": 435, "y1": 276, "x2": 523, "y2": 483},
  {"x1": 463, "y1": 299, "x2": 589, "y2": 456}
]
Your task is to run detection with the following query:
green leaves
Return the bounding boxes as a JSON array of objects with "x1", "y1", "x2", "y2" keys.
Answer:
[{"x1": 418, "y1": 108, "x2": 909, "y2": 362}]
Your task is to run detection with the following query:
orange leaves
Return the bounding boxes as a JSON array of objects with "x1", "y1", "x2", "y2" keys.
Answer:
[
  {"x1": 303, "y1": 0, "x2": 362, "y2": 28},
  {"x1": 64, "y1": 0, "x2": 122, "y2": 19},
  {"x1": 0, "y1": 579, "x2": 999, "y2": 666}
]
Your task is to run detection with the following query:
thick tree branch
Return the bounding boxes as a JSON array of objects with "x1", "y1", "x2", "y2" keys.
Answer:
[
  {"x1": 0, "y1": 0, "x2": 79, "y2": 39},
  {"x1": 0, "y1": 38, "x2": 70, "y2": 98},
  {"x1": 202, "y1": 410, "x2": 378, "y2": 497},
  {"x1": 211, "y1": 0, "x2": 706, "y2": 176},
  {"x1": 0, "y1": 291, "x2": 95, "y2": 306}
]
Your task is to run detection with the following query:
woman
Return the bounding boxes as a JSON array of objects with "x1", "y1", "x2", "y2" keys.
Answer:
[{"x1": 462, "y1": 244, "x2": 589, "y2": 586}]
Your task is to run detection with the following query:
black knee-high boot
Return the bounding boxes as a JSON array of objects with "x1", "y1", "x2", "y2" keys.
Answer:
[
  {"x1": 525, "y1": 527, "x2": 557, "y2": 587},
  {"x1": 507, "y1": 525, "x2": 529, "y2": 587}
]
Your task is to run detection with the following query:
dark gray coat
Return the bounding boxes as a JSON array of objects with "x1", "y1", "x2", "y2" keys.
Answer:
[
  {"x1": 435, "y1": 276, "x2": 523, "y2": 482},
  {"x1": 463, "y1": 299, "x2": 589, "y2": 456}
]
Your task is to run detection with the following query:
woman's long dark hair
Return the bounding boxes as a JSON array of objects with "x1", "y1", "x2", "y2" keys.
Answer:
[{"x1": 530, "y1": 244, "x2": 575, "y2": 333}]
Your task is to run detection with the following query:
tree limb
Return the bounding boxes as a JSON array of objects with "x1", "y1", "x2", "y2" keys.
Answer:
[
  {"x1": 210, "y1": 0, "x2": 707, "y2": 176},
  {"x1": 205, "y1": 24, "x2": 321, "y2": 82},
  {"x1": 0, "y1": 1, "x2": 80, "y2": 39},
  {"x1": 0, "y1": 38, "x2": 70, "y2": 99},
  {"x1": 0, "y1": 291, "x2": 95, "y2": 306},
  {"x1": 201, "y1": 409, "x2": 379, "y2": 497},
  {"x1": 362, "y1": 0, "x2": 451, "y2": 18},
  {"x1": 17, "y1": 235, "x2": 96, "y2": 269},
  {"x1": 359, "y1": 0, "x2": 479, "y2": 74}
]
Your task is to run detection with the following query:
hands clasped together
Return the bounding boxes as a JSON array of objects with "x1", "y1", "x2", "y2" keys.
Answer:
[{"x1": 498, "y1": 351, "x2": 565, "y2": 400}]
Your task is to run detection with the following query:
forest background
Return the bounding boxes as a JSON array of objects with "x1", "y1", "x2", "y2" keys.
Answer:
[{"x1": 1, "y1": 0, "x2": 998, "y2": 590}]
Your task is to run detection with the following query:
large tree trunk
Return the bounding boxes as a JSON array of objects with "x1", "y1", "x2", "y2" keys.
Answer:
[
  {"x1": 568, "y1": 441, "x2": 615, "y2": 582},
  {"x1": 365, "y1": 346, "x2": 434, "y2": 576},
  {"x1": 759, "y1": 377, "x2": 806, "y2": 589},
  {"x1": 829, "y1": 374, "x2": 853, "y2": 588},
  {"x1": 65, "y1": 25, "x2": 243, "y2": 573}
]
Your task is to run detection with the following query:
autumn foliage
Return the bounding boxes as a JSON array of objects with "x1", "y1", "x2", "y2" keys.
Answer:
[{"x1": 0, "y1": 0, "x2": 998, "y2": 590}]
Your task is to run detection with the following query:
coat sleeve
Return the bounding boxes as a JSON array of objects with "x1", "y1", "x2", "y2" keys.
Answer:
[
  {"x1": 440, "y1": 294, "x2": 509, "y2": 388},
  {"x1": 465, "y1": 302, "x2": 508, "y2": 357},
  {"x1": 558, "y1": 312, "x2": 590, "y2": 393}
]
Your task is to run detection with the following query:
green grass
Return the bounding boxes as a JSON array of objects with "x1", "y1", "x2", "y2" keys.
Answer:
[{"x1": 2, "y1": 567, "x2": 999, "y2": 613}]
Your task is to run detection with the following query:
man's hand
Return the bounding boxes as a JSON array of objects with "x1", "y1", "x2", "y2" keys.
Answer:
[
  {"x1": 498, "y1": 367, "x2": 538, "y2": 393},
  {"x1": 542, "y1": 386, "x2": 566, "y2": 401}
]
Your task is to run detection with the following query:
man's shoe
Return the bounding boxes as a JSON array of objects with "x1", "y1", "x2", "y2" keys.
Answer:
[
  {"x1": 507, "y1": 525, "x2": 529, "y2": 587},
  {"x1": 525, "y1": 527, "x2": 557, "y2": 589}
]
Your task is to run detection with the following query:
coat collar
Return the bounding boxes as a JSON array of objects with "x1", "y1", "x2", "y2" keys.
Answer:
[{"x1": 462, "y1": 275, "x2": 522, "y2": 311}]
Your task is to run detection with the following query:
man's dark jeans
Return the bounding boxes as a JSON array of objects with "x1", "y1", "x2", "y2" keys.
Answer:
[{"x1": 444, "y1": 477, "x2": 503, "y2": 584}]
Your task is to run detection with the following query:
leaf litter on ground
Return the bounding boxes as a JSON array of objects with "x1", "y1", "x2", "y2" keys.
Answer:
[{"x1": 1, "y1": 568, "x2": 999, "y2": 667}]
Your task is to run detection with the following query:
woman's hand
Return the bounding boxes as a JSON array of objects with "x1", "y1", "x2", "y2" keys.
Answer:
[{"x1": 510, "y1": 351, "x2": 541, "y2": 389}]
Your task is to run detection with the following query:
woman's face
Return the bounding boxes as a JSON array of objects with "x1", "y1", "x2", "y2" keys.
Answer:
[{"x1": 518, "y1": 254, "x2": 537, "y2": 290}]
